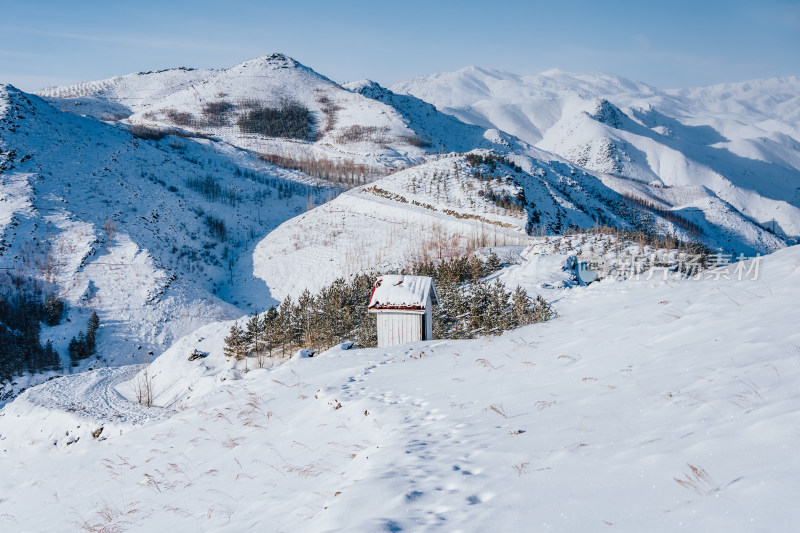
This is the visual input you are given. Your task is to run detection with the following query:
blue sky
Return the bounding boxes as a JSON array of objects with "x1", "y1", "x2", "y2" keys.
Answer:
[{"x1": 1, "y1": 0, "x2": 798, "y2": 91}]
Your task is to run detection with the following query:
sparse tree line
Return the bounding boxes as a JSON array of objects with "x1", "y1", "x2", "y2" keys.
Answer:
[
  {"x1": 223, "y1": 273, "x2": 377, "y2": 365},
  {"x1": 186, "y1": 174, "x2": 240, "y2": 206},
  {"x1": 184, "y1": 167, "x2": 326, "y2": 243},
  {"x1": 129, "y1": 124, "x2": 169, "y2": 141},
  {"x1": 477, "y1": 183, "x2": 527, "y2": 215},
  {"x1": 0, "y1": 276, "x2": 63, "y2": 381},
  {"x1": 439, "y1": 154, "x2": 536, "y2": 219},
  {"x1": 222, "y1": 254, "x2": 553, "y2": 362},
  {"x1": 204, "y1": 214, "x2": 227, "y2": 241},
  {"x1": 234, "y1": 165, "x2": 323, "y2": 199},
  {"x1": 558, "y1": 226, "x2": 713, "y2": 258},
  {"x1": 257, "y1": 153, "x2": 387, "y2": 189},
  {"x1": 334, "y1": 125, "x2": 391, "y2": 146},
  {"x1": 410, "y1": 254, "x2": 553, "y2": 339},
  {"x1": 620, "y1": 193, "x2": 703, "y2": 237},
  {"x1": 465, "y1": 152, "x2": 523, "y2": 173},
  {"x1": 237, "y1": 104, "x2": 314, "y2": 140}
]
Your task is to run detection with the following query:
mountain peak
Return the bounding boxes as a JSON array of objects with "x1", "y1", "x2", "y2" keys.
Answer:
[
  {"x1": 227, "y1": 53, "x2": 318, "y2": 75},
  {"x1": 243, "y1": 52, "x2": 300, "y2": 69},
  {"x1": 225, "y1": 53, "x2": 337, "y2": 85},
  {"x1": 588, "y1": 98, "x2": 627, "y2": 129}
]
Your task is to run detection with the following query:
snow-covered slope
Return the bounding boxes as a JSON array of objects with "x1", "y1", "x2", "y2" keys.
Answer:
[
  {"x1": 344, "y1": 79, "x2": 525, "y2": 154},
  {"x1": 35, "y1": 66, "x2": 211, "y2": 121},
  {"x1": 253, "y1": 146, "x2": 777, "y2": 301},
  {"x1": 0, "y1": 84, "x2": 326, "y2": 376},
  {"x1": 537, "y1": 98, "x2": 800, "y2": 240},
  {"x1": 393, "y1": 69, "x2": 800, "y2": 243},
  {"x1": 1, "y1": 245, "x2": 797, "y2": 531},
  {"x1": 252, "y1": 151, "x2": 621, "y2": 300}
]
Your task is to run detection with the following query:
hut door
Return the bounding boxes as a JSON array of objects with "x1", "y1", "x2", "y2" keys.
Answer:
[{"x1": 421, "y1": 313, "x2": 427, "y2": 341}]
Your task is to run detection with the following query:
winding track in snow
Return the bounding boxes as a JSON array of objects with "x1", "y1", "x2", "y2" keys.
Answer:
[{"x1": 22, "y1": 366, "x2": 169, "y2": 425}]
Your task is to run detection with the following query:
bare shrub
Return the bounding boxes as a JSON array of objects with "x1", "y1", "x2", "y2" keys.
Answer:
[
  {"x1": 129, "y1": 124, "x2": 166, "y2": 141},
  {"x1": 168, "y1": 139, "x2": 185, "y2": 152},
  {"x1": 315, "y1": 93, "x2": 342, "y2": 139},
  {"x1": 134, "y1": 366, "x2": 154, "y2": 408},
  {"x1": 164, "y1": 109, "x2": 194, "y2": 127},
  {"x1": 76, "y1": 501, "x2": 141, "y2": 532},
  {"x1": 100, "y1": 112, "x2": 131, "y2": 122},
  {"x1": 335, "y1": 125, "x2": 389, "y2": 145},
  {"x1": 486, "y1": 404, "x2": 508, "y2": 417},
  {"x1": 204, "y1": 214, "x2": 227, "y2": 241},
  {"x1": 257, "y1": 153, "x2": 388, "y2": 187},
  {"x1": 513, "y1": 462, "x2": 530, "y2": 476},
  {"x1": 201, "y1": 101, "x2": 233, "y2": 127},
  {"x1": 401, "y1": 134, "x2": 432, "y2": 148},
  {"x1": 186, "y1": 174, "x2": 239, "y2": 206},
  {"x1": 103, "y1": 220, "x2": 116, "y2": 248},
  {"x1": 674, "y1": 464, "x2": 719, "y2": 495}
]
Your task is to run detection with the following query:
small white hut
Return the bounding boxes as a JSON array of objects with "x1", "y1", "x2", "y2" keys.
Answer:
[{"x1": 368, "y1": 275, "x2": 438, "y2": 348}]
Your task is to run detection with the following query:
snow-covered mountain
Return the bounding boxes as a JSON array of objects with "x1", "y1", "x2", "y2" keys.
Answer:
[
  {"x1": 393, "y1": 69, "x2": 800, "y2": 244},
  {"x1": 37, "y1": 54, "x2": 517, "y2": 167},
  {"x1": 0, "y1": 83, "x2": 327, "y2": 380},
  {"x1": 36, "y1": 56, "x2": 797, "y2": 257},
  {"x1": 392, "y1": 68, "x2": 658, "y2": 144},
  {"x1": 2, "y1": 52, "x2": 800, "y2": 532},
  {"x1": 343, "y1": 79, "x2": 523, "y2": 154},
  {"x1": 3, "y1": 57, "x2": 794, "y2": 389}
]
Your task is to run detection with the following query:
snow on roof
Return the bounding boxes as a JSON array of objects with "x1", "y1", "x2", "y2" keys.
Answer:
[{"x1": 368, "y1": 275, "x2": 437, "y2": 312}]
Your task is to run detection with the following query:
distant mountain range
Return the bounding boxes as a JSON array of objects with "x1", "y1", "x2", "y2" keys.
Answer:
[{"x1": 393, "y1": 68, "x2": 800, "y2": 242}]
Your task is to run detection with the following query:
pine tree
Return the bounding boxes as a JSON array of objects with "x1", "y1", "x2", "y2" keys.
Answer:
[
  {"x1": 467, "y1": 256, "x2": 484, "y2": 281},
  {"x1": 509, "y1": 286, "x2": 531, "y2": 328},
  {"x1": 354, "y1": 307, "x2": 377, "y2": 348},
  {"x1": 21, "y1": 318, "x2": 42, "y2": 372},
  {"x1": 44, "y1": 294, "x2": 64, "y2": 326},
  {"x1": 263, "y1": 306, "x2": 279, "y2": 356},
  {"x1": 297, "y1": 289, "x2": 316, "y2": 349},
  {"x1": 223, "y1": 322, "x2": 247, "y2": 360},
  {"x1": 486, "y1": 279, "x2": 509, "y2": 333},
  {"x1": 43, "y1": 340, "x2": 60, "y2": 371},
  {"x1": 68, "y1": 333, "x2": 87, "y2": 366},
  {"x1": 246, "y1": 312, "x2": 262, "y2": 355},
  {"x1": 467, "y1": 283, "x2": 490, "y2": 337},
  {"x1": 530, "y1": 295, "x2": 552, "y2": 322},
  {"x1": 86, "y1": 312, "x2": 99, "y2": 355},
  {"x1": 486, "y1": 251, "x2": 502, "y2": 273},
  {"x1": 278, "y1": 296, "x2": 294, "y2": 356}
]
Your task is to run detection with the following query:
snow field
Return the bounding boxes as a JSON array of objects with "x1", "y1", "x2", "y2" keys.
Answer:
[{"x1": 0, "y1": 247, "x2": 798, "y2": 531}]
